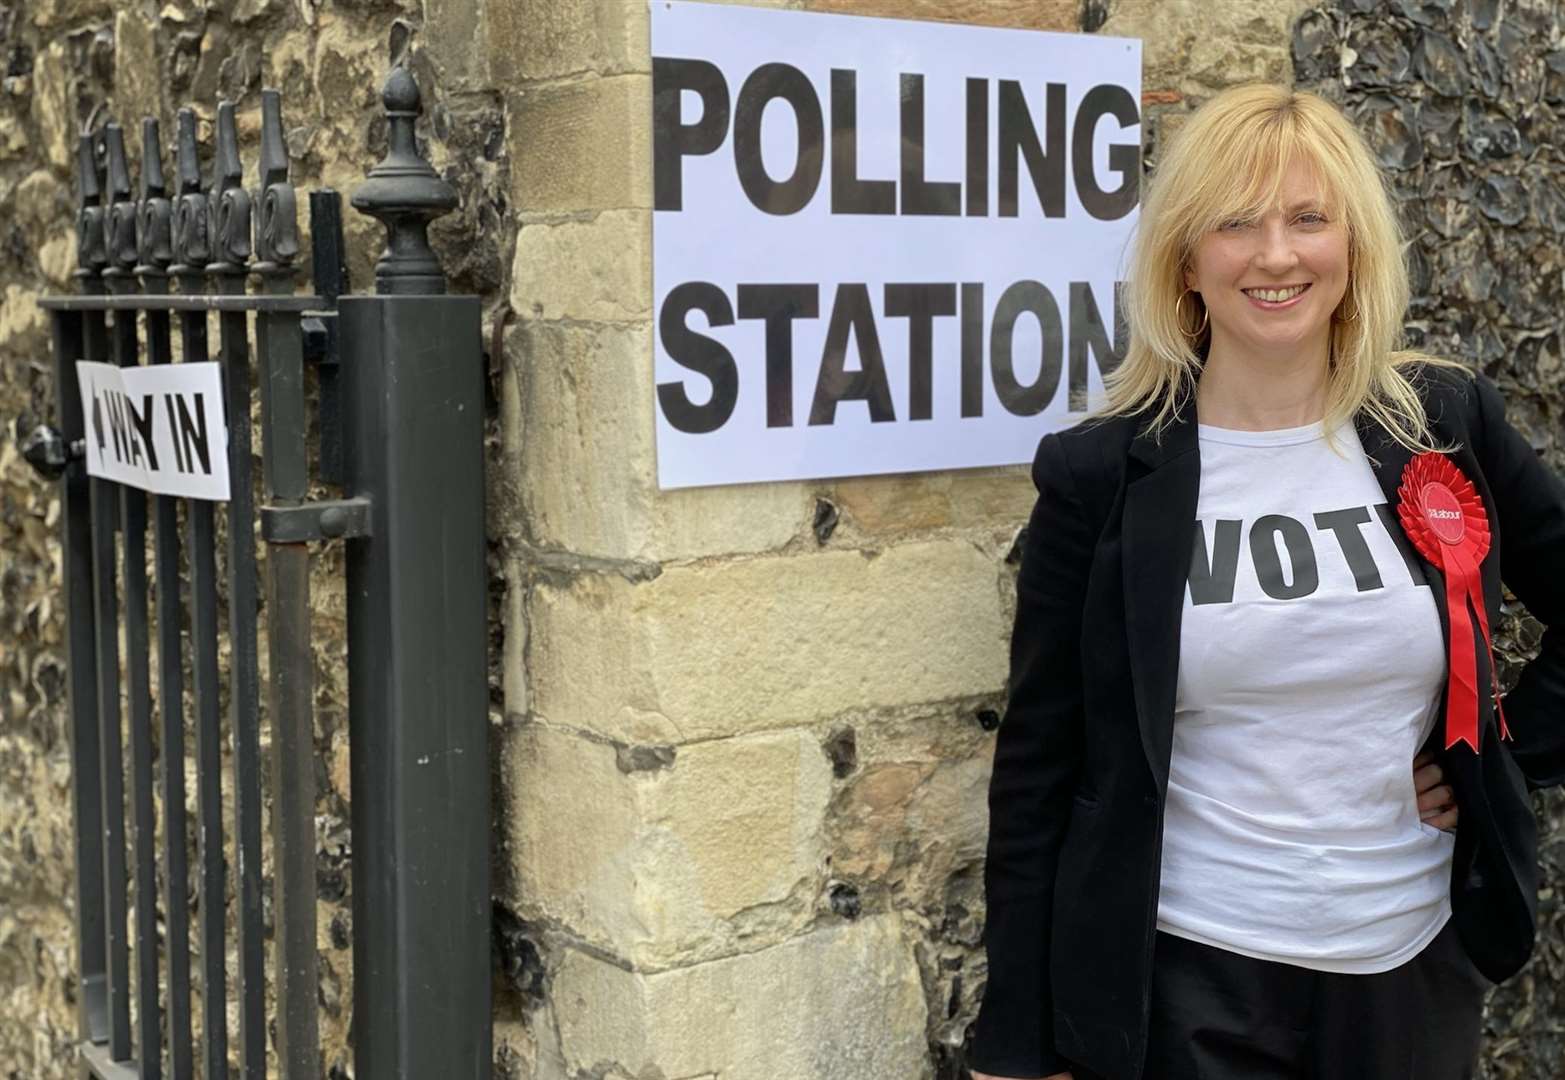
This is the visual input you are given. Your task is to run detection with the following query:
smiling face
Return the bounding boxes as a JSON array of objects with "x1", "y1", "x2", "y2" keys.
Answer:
[{"x1": 1182, "y1": 157, "x2": 1350, "y2": 366}]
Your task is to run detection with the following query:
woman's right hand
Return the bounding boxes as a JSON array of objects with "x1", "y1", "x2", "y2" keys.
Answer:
[{"x1": 969, "y1": 1072, "x2": 1074, "y2": 1080}]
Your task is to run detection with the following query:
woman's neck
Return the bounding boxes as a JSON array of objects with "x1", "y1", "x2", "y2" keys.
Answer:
[{"x1": 1195, "y1": 340, "x2": 1331, "y2": 431}]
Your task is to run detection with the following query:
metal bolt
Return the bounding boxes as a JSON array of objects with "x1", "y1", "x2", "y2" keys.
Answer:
[{"x1": 319, "y1": 505, "x2": 348, "y2": 538}]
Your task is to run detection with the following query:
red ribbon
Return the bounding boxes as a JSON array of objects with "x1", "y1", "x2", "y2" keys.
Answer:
[{"x1": 1396, "y1": 452, "x2": 1509, "y2": 752}]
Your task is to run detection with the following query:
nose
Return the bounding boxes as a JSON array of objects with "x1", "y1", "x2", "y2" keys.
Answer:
[{"x1": 1253, "y1": 218, "x2": 1300, "y2": 275}]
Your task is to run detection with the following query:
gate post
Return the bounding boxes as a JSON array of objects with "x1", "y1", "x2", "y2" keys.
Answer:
[
  {"x1": 62, "y1": 130, "x2": 110, "y2": 1057},
  {"x1": 340, "y1": 65, "x2": 492, "y2": 1079}
]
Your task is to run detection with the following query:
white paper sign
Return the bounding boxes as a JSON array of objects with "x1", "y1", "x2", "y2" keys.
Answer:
[
  {"x1": 76, "y1": 360, "x2": 231, "y2": 500},
  {"x1": 651, "y1": 1, "x2": 1141, "y2": 489}
]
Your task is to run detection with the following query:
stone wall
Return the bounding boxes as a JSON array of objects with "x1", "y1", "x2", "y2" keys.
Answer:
[{"x1": 1, "y1": 1, "x2": 1563, "y2": 1079}]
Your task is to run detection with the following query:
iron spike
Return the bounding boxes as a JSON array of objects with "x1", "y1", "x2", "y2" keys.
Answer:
[
  {"x1": 175, "y1": 109, "x2": 202, "y2": 197},
  {"x1": 139, "y1": 117, "x2": 166, "y2": 200}
]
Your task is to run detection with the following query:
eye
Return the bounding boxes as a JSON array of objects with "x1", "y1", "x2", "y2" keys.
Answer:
[
  {"x1": 1296, "y1": 211, "x2": 1328, "y2": 225},
  {"x1": 1217, "y1": 217, "x2": 1252, "y2": 231}
]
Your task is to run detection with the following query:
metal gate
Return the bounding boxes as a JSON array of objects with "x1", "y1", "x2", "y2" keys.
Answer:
[{"x1": 20, "y1": 64, "x2": 491, "y2": 1079}]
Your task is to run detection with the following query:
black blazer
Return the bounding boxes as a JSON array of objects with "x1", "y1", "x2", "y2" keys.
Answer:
[{"x1": 966, "y1": 362, "x2": 1565, "y2": 1080}]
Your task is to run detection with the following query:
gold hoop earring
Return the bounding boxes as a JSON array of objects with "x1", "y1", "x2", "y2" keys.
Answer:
[
  {"x1": 1334, "y1": 299, "x2": 1360, "y2": 324},
  {"x1": 1177, "y1": 287, "x2": 1208, "y2": 337}
]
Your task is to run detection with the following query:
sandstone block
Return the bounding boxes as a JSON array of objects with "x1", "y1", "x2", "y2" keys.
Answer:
[
  {"x1": 489, "y1": 0, "x2": 650, "y2": 84},
  {"x1": 486, "y1": 0, "x2": 821, "y2": 88},
  {"x1": 514, "y1": 320, "x2": 806, "y2": 561},
  {"x1": 529, "y1": 540, "x2": 1008, "y2": 743},
  {"x1": 949, "y1": 468, "x2": 1038, "y2": 526},
  {"x1": 507, "y1": 724, "x2": 831, "y2": 965},
  {"x1": 512, "y1": 210, "x2": 651, "y2": 323},
  {"x1": 833, "y1": 474, "x2": 955, "y2": 533},
  {"x1": 509, "y1": 75, "x2": 652, "y2": 213},
  {"x1": 507, "y1": 726, "x2": 640, "y2": 948},
  {"x1": 551, "y1": 915, "x2": 928, "y2": 1080},
  {"x1": 422, "y1": 0, "x2": 491, "y2": 91},
  {"x1": 828, "y1": 722, "x2": 991, "y2": 893},
  {"x1": 807, "y1": 0, "x2": 1076, "y2": 30},
  {"x1": 832, "y1": 467, "x2": 1033, "y2": 536}
]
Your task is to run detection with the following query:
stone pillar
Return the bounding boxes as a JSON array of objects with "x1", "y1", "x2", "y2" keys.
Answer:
[{"x1": 493, "y1": 2, "x2": 1071, "y2": 1078}]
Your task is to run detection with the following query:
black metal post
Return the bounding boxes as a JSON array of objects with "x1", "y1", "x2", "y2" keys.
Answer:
[
  {"x1": 343, "y1": 65, "x2": 492, "y2": 1080},
  {"x1": 137, "y1": 112, "x2": 195, "y2": 1080},
  {"x1": 77, "y1": 125, "x2": 134, "y2": 1064},
  {"x1": 307, "y1": 190, "x2": 348, "y2": 486},
  {"x1": 104, "y1": 122, "x2": 163, "y2": 1080},
  {"x1": 61, "y1": 127, "x2": 108, "y2": 1057},
  {"x1": 170, "y1": 106, "x2": 228, "y2": 1080},
  {"x1": 208, "y1": 99, "x2": 268, "y2": 1080},
  {"x1": 253, "y1": 87, "x2": 321, "y2": 1080}
]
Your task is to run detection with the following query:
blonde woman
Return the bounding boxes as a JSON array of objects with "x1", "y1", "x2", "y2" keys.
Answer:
[{"x1": 965, "y1": 83, "x2": 1565, "y2": 1080}]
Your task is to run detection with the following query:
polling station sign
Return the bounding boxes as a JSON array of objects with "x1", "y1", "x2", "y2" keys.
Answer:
[
  {"x1": 651, "y1": 1, "x2": 1141, "y2": 489},
  {"x1": 77, "y1": 360, "x2": 230, "y2": 500}
]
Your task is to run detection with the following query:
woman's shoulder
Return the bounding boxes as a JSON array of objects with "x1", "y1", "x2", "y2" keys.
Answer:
[
  {"x1": 1390, "y1": 352, "x2": 1480, "y2": 402},
  {"x1": 1390, "y1": 353, "x2": 1485, "y2": 435},
  {"x1": 1038, "y1": 410, "x2": 1142, "y2": 488}
]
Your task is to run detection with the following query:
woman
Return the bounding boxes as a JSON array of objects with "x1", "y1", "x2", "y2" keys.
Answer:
[{"x1": 966, "y1": 83, "x2": 1565, "y2": 1080}]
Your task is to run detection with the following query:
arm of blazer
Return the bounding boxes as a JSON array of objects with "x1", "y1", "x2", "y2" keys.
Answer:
[
  {"x1": 967, "y1": 432, "x2": 1094, "y2": 1079},
  {"x1": 1474, "y1": 371, "x2": 1565, "y2": 789}
]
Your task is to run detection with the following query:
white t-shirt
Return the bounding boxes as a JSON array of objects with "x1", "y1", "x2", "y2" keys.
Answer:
[{"x1": 1154, "y1": 417, "x2": 1455, "y2": 973}]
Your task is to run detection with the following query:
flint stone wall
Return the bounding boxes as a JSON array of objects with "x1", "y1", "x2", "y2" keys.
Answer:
[{"x1": 0, "y1": 1, "x2": 1561, "y2": 1079}]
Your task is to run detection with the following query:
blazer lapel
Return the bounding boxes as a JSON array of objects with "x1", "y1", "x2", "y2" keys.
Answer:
[
  {"x1": 1353, "y1": 410, "x2": 1450, "y2": 646},
  {"x1": 1122, "y1": 403, "x2": 1200, "y2": 792}
]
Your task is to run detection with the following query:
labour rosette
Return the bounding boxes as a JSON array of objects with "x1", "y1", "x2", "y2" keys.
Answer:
[{"x1": 1396, "y1": 452, "x2": 1509, "y2": 752}]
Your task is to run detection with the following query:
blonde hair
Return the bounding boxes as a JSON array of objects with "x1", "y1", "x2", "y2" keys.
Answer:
[{"x1": 1094, "y1": 82, "x2": 1465, "y2": 453}]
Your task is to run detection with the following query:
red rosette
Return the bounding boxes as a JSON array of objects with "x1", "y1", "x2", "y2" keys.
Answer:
[{"x1": 1396, "y1": 452, "x2": 1509, "y2": 752}]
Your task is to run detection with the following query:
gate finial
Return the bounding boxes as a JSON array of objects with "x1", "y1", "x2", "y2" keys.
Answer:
[
  {"x1": 209, "y1": 101, "x2": 252, "y2": 277},
  {"x1": 351, "y1": 64, "x2": 458, "y2": 295},
  {"x1": 135, "y1": 118, "x2": 174, "y2": 276},
  {"x1": 103, "y1": 125, "x2": 138, "y2": 277},
  {"x1": 75, "y1": 132, "x2": 108, "y2": 282},
  {"x1": 170, "y1": 109, "x2": 210, "y2": 275},
  {"x1": 253, "y1": 88, "x2": 299, "y2": 277}
]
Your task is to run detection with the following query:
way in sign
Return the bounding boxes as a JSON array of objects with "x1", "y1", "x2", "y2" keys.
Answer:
[{"x1": 76, "y1": 360, "x2": 231, "y2": 501}]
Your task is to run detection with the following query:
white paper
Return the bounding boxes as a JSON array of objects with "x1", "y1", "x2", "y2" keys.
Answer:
[
  {"x1": 651, "y1": 0, "x2": 1141, "y2": 489},
  {"x1": 76, "y1": 360, "x2": 231, "y2": 500}
]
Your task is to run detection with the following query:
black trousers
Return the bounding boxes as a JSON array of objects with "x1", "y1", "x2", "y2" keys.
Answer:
[{"x1": 1070, "y1": 918, "x2": 1489, "y2": 1080}]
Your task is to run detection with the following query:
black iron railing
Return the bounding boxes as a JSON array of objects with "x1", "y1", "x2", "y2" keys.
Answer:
[{"x1": 22, "y1": 64, "x2": 491, "y2": 1080}]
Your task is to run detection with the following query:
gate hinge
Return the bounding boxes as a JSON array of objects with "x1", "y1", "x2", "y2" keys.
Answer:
[{"x1": 261, "y1": 497, "x2": 371, "y2": 543}]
